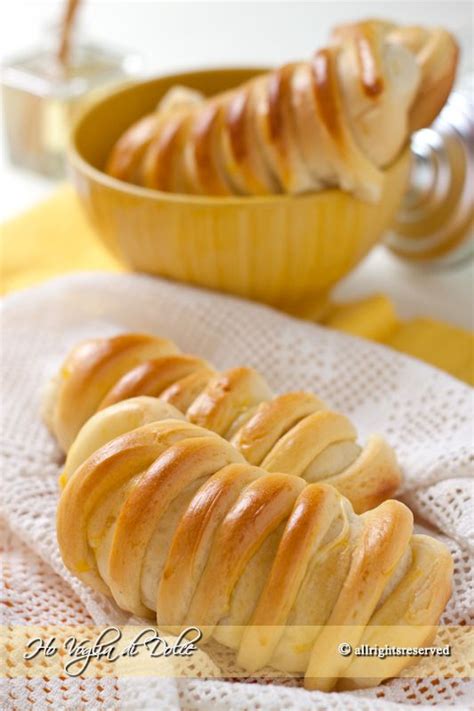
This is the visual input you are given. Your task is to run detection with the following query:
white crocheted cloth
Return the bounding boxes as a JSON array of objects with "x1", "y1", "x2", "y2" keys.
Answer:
[{"x1": 1, "y1": 272, "x2": 472, "y2": 710}]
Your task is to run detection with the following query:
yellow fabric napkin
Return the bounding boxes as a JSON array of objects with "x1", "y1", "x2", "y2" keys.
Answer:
[
  {"x1": 1, "y1": 185, "x2": 472, "y2": 385},
  {"x1": 1, "y1": 185, "x2": 123, "y2": 294},
  {"x1": 321, "y1": 295, "x2": 474, "y2": 386}
]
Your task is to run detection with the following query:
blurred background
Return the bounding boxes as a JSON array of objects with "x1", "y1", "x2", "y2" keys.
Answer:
[
  {"x1": 1, "y1": 1, "x2": 473, "y2": 332},
  {"x1": 2, "y1": 1, "x2": 471, "y2": 71},
  {"x1": 1, "y1": 1, "x2": 472, "y2": 215}
]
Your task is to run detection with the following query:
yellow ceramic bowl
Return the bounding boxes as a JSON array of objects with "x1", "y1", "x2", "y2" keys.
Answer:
[{"x1": 69, "y1": 67, "x2": 410, "y2": 309}]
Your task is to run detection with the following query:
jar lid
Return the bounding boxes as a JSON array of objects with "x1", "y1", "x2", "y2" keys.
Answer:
[{"x1": 386, "y1": 87, "x2": 474, "y2": 266}]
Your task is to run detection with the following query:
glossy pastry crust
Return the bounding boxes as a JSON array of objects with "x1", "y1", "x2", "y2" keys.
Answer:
[
  {"x1": 45, "y1": 332, "x2": 403, "y2": 513},
  {"x1": 56, "y1": 416, "x2": 453, "y2": 691}
]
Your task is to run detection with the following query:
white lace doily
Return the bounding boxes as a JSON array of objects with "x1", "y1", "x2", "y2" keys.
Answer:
[{"x1": 1, "y1": 272, "x2": 472, "y2": 710}]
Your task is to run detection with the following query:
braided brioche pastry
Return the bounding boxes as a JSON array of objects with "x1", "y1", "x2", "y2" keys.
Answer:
[
  {"x1": 106, "y1": 19, "x2": 458, "y2": 200},
  {"x1": 57, "y1": 417, "x2": 453, "y2": 690},
  {"x1": 44, "y1": 332, "x2": 402, "y2": 513}
]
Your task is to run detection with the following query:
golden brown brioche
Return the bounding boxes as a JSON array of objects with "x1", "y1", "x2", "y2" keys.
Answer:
[
  {"x1": 42, "y1": 333, "x2": 179, "y2": 451},
  {"x1": 45, "y1": 333, "x2": 403, "y2": 513},
  {"x1": 106, "y1": 19, "x2": 458, "y2": 201},
  {"x1": 386, "y1": 25, "x2": 459, "y2": 132},
  {"x1": 57, "y1": 418, "x2": 453, "y2": 690},
  {"x1": 106, "y1": 86, "x2": 205, "y2": 186}
]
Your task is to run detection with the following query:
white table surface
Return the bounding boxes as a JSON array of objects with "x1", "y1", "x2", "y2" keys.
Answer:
[{"x1": 1, "y1": 1, "x2": 473, "y2": 329}]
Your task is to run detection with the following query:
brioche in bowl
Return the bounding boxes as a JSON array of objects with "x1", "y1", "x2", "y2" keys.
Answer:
[
  {"x1": 68, "y1": 20, "x2": 457, "y2": 308},
  {"x1": 68, "y1": 67, "x2": 409, "y2": 308}
]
